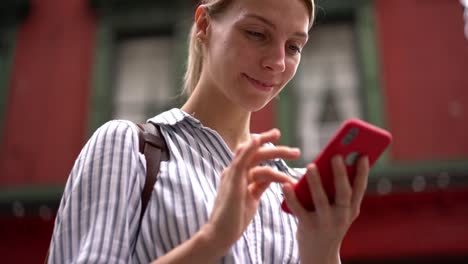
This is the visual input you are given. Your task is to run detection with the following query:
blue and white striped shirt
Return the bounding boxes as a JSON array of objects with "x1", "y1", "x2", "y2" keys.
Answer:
[{"x1": 48, "y1": 108, "x2": 301, "y2": 263}]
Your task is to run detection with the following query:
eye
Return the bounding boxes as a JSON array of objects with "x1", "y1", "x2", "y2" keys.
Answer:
[
  {"x1": 287, "y1": 44, "x2": 302, "y2": 55},
  {"x1": 246, "y1": 30, "x2": 266, "y2": 40}
]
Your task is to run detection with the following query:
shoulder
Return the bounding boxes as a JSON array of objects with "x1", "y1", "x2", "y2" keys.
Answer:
[
  {"x1": 67, "y1": 120, "x2": 147, "y2": 197},
  {"x1": 89, "y1": 120, "x2": 139, "y2": 147},
  {"x1": 93, "y1": 119, "x2": 139, "y2": 137},
  {"x1": 77, "y1": 120, "x2": 143, "y2": 166}
]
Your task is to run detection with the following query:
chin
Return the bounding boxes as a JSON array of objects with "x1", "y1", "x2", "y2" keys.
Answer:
[
  {"x1": 240, "y1": 99, "x2": 272, "y2": 113},
  {"x1": 231, "y1": 82, "x2": 279, "y2": 112}
]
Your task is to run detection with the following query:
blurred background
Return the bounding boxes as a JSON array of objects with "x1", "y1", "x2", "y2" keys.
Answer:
[{"x1": 1, "y1": 0, "x2": 467, "y2": 263}]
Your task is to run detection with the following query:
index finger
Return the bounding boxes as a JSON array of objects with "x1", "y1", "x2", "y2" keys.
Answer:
[
  {"x1": 255, "y1": 128, "x2": 281, "y2": 145},
  {"x1": 233, "y1": 128, "x2": 282, "y2": 167},
  {"x1": 249, "y1": 145, "x2": 300, "y2": 166}
]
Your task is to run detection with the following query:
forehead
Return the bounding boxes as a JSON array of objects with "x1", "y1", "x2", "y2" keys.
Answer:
[{"x1": 225, "y1": 0, "x2": 310, "y2": 33}]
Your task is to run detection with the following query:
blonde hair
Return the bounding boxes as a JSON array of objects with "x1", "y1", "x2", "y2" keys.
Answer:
[{"x1": 183, "y1": 0, "x2": 315, "y2": 96}]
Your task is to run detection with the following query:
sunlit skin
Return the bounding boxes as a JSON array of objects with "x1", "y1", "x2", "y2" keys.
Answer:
[{"x1": 151, "y1": 0, "x2": 371, "y2": 263}]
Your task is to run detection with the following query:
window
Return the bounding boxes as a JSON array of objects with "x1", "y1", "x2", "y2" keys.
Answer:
[
  {"x1": 295, "y1": 22, "x2": 362, "y2": 163},
  {"x1": 87, "y1": 2, "x2": 189, "y2": 131},
  {"x1": 113, "y1": 35, "x2": 175, "y2": 122}
]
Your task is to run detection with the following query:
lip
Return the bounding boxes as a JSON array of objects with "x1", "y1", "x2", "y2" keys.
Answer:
[{"x1": 242, "y1": 73, "x2": 275, "y2": 92}]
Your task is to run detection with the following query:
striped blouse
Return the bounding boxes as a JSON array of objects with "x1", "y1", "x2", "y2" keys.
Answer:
[{"x1": 48, "y1": 108, "x2": 302, "y2": 263}]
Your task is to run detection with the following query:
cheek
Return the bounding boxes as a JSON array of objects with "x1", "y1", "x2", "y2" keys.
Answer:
[
  {"x1": 274, "y1": 60, "x2": 300, "y2": 96},
  {"x1": 285, "y1": 57, "x2": 300, "y2": 80},
  {"x1": 213, "y1": 34, "x2": 239, "y2": 64},
  {"x1": 226, "y1": 38, "x2": 251, "y2": 64}
]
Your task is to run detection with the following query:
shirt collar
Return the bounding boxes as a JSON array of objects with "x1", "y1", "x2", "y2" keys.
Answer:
[{"x1": 147, "y1": 108, "x2": 202, "y2": 127}]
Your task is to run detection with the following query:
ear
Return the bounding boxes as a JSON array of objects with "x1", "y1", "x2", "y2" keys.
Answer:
[{"x1": 195, "y1": 5, "x2": 210, "y2": 41}]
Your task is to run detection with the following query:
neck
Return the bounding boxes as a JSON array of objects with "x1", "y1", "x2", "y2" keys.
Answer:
[{"x1": 181, "y1": 85, "x2": 251, "y2": 152}]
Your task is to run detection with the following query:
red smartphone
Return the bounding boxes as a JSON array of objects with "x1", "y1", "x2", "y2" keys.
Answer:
[{"x1": 281, "y1": 118, "x2": 392, "y2": 214}]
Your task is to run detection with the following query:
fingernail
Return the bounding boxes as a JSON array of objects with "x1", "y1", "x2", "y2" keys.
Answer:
[{"x1": 291, "y1": 148, "x2": 300, "y2": 154}]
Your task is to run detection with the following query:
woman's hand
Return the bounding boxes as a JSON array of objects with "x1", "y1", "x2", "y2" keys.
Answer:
[
  {"x1": 202, "y1": 128, "x2": 300, "y2": 254},
  {"x1": 282, "y1": 155, "x2": 370, "y2": 264}
]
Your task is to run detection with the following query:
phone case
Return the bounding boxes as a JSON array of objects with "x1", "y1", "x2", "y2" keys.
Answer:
[{"x1": 281, "y1": 118, "x2": 392, "y2": 214}]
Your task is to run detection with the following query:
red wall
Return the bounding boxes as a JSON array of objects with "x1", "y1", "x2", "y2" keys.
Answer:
[
  {"x1": 0, "y1": 217, "x2": 54, "y2": 263},
  {"x1": 342, "y1": 188, "x2": 468, "y2": 260},
  {"x1": 251, "y1": 101, "x2": 275, "y2": 133},
  {"x1": 0, "y1": 0, "x2": 96, "y2": 186},
  {"x1": 377, "y1": 0, "x2": 468, "y2": 162}
]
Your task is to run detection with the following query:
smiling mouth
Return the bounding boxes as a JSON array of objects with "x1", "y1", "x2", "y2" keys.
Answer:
[{"x1": 243, "y1": 73, "x2": 275, "y2": 92}]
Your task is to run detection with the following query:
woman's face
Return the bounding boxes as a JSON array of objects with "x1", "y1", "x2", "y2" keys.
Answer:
[{"x1": 198, "y1": 0, "x2": 310, "y2": 112}]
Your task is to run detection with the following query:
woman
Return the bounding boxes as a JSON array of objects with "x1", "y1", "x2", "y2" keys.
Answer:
[{"x1": 48, "y1": 0, "x2": 369, "y2": 263}]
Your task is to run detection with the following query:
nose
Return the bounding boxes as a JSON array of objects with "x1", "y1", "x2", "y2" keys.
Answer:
[{"x1": 261, "y1": 44, "x2": 286, "y2": 73}]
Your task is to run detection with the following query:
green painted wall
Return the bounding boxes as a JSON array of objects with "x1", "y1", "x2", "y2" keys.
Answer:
[
  {"x1": 0, "y1": 0, "x2": 28, "y2": 145},
  {"x1": 0, "y1": 27, "x2": 17, "y2": 144}
]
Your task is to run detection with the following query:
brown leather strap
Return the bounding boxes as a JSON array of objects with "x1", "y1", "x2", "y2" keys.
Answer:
[{"x1": 136, "y1": 123, "x2": 169, "y2": 223}]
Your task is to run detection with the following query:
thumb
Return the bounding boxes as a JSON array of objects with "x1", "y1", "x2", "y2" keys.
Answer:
[{"x1": 282, "y1": 183, "x2": 306, "y2": 218}]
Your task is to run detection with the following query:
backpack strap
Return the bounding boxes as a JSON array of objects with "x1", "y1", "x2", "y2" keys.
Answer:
[{"x1": 135, "y1": 123, "x2": 169, "y2": 227}]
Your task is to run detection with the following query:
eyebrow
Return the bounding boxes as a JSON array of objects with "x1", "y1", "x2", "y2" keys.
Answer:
[{"x1": 244, "y1": 13, "x2": 309, "y2": 39}]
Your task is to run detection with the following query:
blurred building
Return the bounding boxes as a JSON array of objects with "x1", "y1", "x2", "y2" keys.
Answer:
[{"x1": 1, "y1": 0, "x2": 467, "y2": 263}]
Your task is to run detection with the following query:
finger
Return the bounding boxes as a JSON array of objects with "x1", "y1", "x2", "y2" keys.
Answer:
[
  {"x1": 332, "y1": 155, "x2": 352, "y2": 207},
  {"x1": 284, "y1": 174, "x2": 297, "y2": 185},
  {"x1": 232, "y1": 128, "x2": 281, "y2": 169},
  {"x1": 232, "y1": 136, "x2": 261, "y2": 169},
  {"x1": 282, "y1": 182, "x2": 307, "y2": 218},
  {"x1": 249, "y1": 145, "x2": 300, "y2": 166},
  {"x1": 351, "y1": 156, "x2": 369, "y2": 208},
  {"x1": 248, "y1": 167, "x2": 291, "y2": 184},
  {"x1": 249, "y1": 181, "x2": 271, "y2": 200},
  {"x1": 305, "y1": 164, "x2": 330, "y2": 212},
  {"x1": 256, "y1": 128, "x2": 281, "y2": 146}
]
